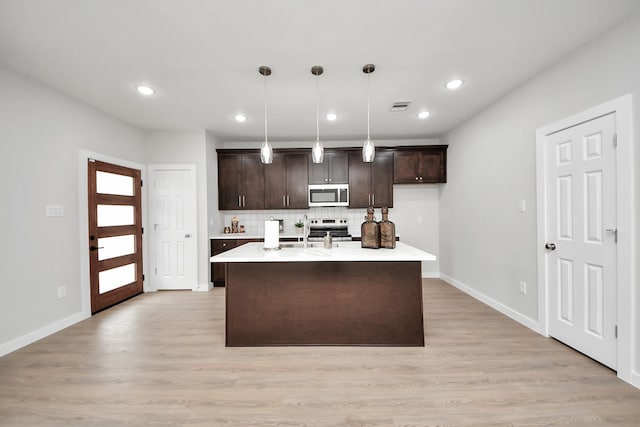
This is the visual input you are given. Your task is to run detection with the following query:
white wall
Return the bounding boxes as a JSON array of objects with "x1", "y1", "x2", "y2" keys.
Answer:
[
  {"x1": 439, "y1": 13, "x2": 639, "y2": 382},
  {"x1": 0, "y1": 65, "x2": 146, "y2": 354},
  {"x1": 393, "y1": 185, "x2": 440, "y2": 276},
  {"x1": 206, "y1": 131, "x2": 223, "y2": 244},
  {"x1": 144, "y1": 130, "x2": 212, "y2": 290}
]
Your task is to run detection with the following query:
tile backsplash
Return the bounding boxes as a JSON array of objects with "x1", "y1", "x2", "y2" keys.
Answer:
[{"x1": 220, "y1": 207, "x2": 377, "y2": 236}]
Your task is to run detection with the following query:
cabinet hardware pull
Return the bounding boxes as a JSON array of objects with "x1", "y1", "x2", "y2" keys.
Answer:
[
  {"x1": 238, "y1": 196, "x2": 241, "y2": 207},
  {"x1": 372, "y1": 193, "x2": 375, "y2": 205},
  {"x1": 283, "y1": 195, "x2": 286, "y2": 207},
  {"x1": 242, "y1": 195, "x2": 246, "y2": 207},
  {"x1": 415, "y1": 176, "x2": 419, "y2": 181},
  {"x1": 287, "y1": 195, "x2": 290, "y2": 207}
]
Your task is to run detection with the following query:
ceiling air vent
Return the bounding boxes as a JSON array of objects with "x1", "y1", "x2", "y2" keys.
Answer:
[{"x1": 390, "y1": 100, "x2": 412, "y2": 112}]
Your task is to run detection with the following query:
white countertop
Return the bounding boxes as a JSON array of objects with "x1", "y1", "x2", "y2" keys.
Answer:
[
  {"x1": 210, "y1": 241, "x2": 435, "y2": 263},
  {"x1": 210, "y1": 233, "x2": 303, "y2": 240}
]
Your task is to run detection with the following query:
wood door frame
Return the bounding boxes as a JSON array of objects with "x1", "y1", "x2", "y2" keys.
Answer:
[
  {"x1": 535, "y1": 94, "x2": 635, "y2": 386},
  {"x1": 148, "y1": 164, "x2": 198, "y2": 291},
  {"x1": 78, "y1": 150, "x2": 148, "y2": 317}
]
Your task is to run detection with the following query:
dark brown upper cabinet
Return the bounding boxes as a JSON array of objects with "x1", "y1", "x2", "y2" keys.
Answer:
[
  {"x1": 348, "y1": 150, "x2": 393, "y2": 208},
  {"x1": 264, "y1": 153, "x2": 309, "y2": 209},
  {"x1": 217, "y1": 152, "x2": 264, "y2": 210},
  {"x1": 393, "y1": 145, "x2": 447, "y2": 184},
  {"x1": 308, "y1": 151, "x2": 348, "y2": 184}
]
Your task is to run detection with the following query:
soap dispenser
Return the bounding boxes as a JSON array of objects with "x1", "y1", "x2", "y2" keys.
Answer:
[{"x1": 324, "y1": 231, "x2": 333, "y2": 249}]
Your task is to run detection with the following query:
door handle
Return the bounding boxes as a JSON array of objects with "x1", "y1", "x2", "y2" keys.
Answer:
[
  {"x1": 185, "y1": 234, "x2": 191, "y2": 238},
  {"x1": 545, "y1": 243, "x2": 556, "y2": 251},
  {"x1": 89, "y1": 246, "x2": 104, "y2": 251},
  {"x1": 605, "y1": 228, "x2": 618, "y2": 243}
]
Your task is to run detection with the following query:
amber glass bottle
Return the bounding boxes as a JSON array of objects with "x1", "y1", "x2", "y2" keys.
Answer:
[
  {"x1": 379, "y1": 207, "x2": 396, "y2": 249},
  {"x1": 361, "y1": 206, "x2": 380, "y2": 249}
]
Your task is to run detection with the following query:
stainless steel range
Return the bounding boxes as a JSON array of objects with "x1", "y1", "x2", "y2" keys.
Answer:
[{"x1": 307, "y1": 218, "x2": 352, "y2": 242}]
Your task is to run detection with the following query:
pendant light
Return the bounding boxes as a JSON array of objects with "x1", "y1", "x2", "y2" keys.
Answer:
[
  {"x1": 311, "y1": 65, "x2": 324, "y2": 163},
  {"x1": 259, "y1": 65, "x2": 273, "y2": 164},
  {"x1": 362, "y1": 64, "x2": 376, "y2": 163}
]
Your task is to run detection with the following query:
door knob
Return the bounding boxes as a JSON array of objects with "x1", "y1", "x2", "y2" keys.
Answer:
[
  {"x1": 545, "y1": 243, "x2": 556, "y2": 251},
  {"x1": 185, "y1": 234, "x2": 191, "y2": 238}
]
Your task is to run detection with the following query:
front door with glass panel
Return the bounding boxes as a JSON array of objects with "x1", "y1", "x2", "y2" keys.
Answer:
[{"x1": 88, "y1": 159, "x2": 143, "y2": 313}]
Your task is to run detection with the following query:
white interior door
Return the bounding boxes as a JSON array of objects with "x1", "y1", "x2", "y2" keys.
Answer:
[
  {"x1": 150, "y1": 166, "x2": 197, "y2": 290},
  {"x1": 544, "y1": 113, "x2": 617, "y2": 369}
]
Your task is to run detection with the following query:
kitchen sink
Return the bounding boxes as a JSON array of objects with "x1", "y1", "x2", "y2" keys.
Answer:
[{"x1": 278, "y1": 242, "x2": 340, "y2": 249}]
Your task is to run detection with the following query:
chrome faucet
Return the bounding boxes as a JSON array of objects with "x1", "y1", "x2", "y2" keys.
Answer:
[{"x1": 302, "y1": 214, "x2": 308, "y2": 249}]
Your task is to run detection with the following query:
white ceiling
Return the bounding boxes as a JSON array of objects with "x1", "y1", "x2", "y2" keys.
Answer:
[{"x1": 1, "y1": 0, "x2": 638, "y2": 143}]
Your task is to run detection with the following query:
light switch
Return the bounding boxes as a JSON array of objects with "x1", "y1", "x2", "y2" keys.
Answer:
[
  {"x1": 518, "y1": 200, "x2": 526, "y2": 212},
  {"x1": 46, "y1": 204, "x2": 64, "y2": 217}
]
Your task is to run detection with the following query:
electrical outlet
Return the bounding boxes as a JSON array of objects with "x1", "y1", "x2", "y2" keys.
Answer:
[
  {"x1": 57, "y1": 286, "x2": 67, "y2": 299},
  {"x1": 46, "y1": 204, "x2": 64, "y2": 217},
  {"x1": 519, "y1": 281, "x2": 527, "y2": 295},
  {"x1": 417, "y1": 215, "x2": 423, "y2": 224}
]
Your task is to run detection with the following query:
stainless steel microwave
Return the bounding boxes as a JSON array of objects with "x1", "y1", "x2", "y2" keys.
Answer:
[{"x1": 308, "y1": 184, "x2": 349, "y2": 207}]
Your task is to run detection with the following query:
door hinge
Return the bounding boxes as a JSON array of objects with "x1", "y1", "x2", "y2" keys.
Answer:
[
  {"x1": 615, "y1": 325, "x2": 618, "y2": 338},
  {"x1": 141, "y1": 227, "x2": 144, "y2": 235},
  {"x1": 141, "y1": 179, "x2": 143, "y2": 187},
  {"x1": 613, "y1": 134, "x2": 618, "y2": 147},
  {"x1": 142, "y1": 274, "x2": 145, "y2": 282}
]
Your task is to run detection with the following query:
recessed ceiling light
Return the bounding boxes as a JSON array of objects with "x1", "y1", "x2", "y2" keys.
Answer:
[
  {"x1": 418, "y1": 111, "x2": 430, "y2": 119},
  {"x1": 446, "y1": 79, "x2": 463, "y2": 90},
  {"x1": 326, "y1": 113, "x2": 337, "y2": 121},
  {"x1": 136, "y1": 85, "x2": 155, "y2": 96},
  {"x1": 235, "y1": 114, "x2": 247, "y2": 123}
]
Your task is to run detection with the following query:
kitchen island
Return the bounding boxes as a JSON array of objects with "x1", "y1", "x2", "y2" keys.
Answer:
[{"x1": 210, "y1": 241, "x2": 435, "y2": 346}]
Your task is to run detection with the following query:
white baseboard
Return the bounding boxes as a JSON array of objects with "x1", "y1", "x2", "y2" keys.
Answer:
[
  {"x1": 631, "y1": 371, "x2": 640, "y2": 389},
  {"x1": 439, "y1": 273, "x2": 539, "y2": 333},
  {"x1": 193, "y1": 282, "x2": 213, "y2": 292},
  {"x1": 422, "y1": 272, "x2": 440, "y2": 279},
  {"x1": 0, "y1": 311, "x2": 89, "y2": 357}
]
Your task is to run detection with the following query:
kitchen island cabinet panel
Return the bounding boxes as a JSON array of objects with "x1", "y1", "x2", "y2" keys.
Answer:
[
  {"x1": 212, "y1": 241, "x2": 434, "y2": 346},
  {"x1": 225, "y1": 260, "x2": 424, "y2": 346}
]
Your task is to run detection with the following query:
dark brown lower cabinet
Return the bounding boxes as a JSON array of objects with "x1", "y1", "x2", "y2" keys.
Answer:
[{"x1": 211, "y1": 237, "x2": 301, "y2": 286}]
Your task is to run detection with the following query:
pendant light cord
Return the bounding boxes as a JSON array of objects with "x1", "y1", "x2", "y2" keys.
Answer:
[
  {"x1": 367, "y1": 72, "x2": 371, "y2": 140},
  {"x1": 264, "y1": 73, "x2": 268, "y2": 143},
  {"x1": 316, "y1": 75, "x2": 320, "y2": 142}
]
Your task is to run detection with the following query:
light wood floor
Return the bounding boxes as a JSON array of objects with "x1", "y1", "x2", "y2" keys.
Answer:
[{"x1": 1, "y1": 279, "x2": 638, "y2": 426}]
